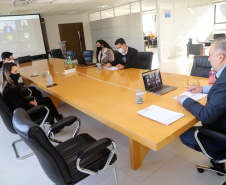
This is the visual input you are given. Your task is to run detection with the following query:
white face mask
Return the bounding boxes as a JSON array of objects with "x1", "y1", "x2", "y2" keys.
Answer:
[{"x1": 118, "y1": 48, "x2": 124, "y2": 54}]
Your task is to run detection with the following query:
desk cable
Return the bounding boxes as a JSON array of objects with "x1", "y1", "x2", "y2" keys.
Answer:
[{"x1": 75, "y1": 70, "x2": 139, "y2": 92}]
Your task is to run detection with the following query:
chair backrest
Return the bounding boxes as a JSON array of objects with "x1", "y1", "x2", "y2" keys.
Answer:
[
  {"x1": 66, "y1": 50, "x2": 75, "y2": 60},
  {"x1": 213, "y1": 33, "x2": 225, "y2": 39},
  {"x1": 17, "y1": 56, "x2": 32, "y2": 64},
  {"x1": 51, "y1": 49, "x2": 65, "y2": 59},
  {"x1": 13, "y1": 108, "x2": 71, "y2": 185},
  {"x1": 31, "y1": 54, "x2": 45, "y2": 61},
  {"x1": 190, "y1": 56, "x2": 211, "y2": 78},
  {"x1": 144, "y1": 36, "x2": 150, "y2": 41},
  {"x1": 137, "y1": 52, "x2": 153, "y2": 70},
  {"x1": 0, "y1": 94, "x2": 15, "y2": 134},
  {"x1": 83, "y1": 50, "x2": 93, "y2": 63},
  {"x1": 0, "y1": 61, "x2": 3, "y2": 68}
]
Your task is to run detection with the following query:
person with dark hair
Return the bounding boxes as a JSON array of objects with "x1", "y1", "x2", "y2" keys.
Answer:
[
  {"x1": 1, "y1": 51, "x2": 43, "y2": 98},
  {"x1": 0, "y1": 63, "x2": 63, "y2": 126},
  {"x1": 106, "y1": 38, "x2": 138, "y2": 70},
  {"x1": 96, "y1": 40, "x2": 114, "y2": 64}
]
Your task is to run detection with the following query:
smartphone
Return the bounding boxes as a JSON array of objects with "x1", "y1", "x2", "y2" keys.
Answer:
[{"x1": 46, "y1": 83, "x2": 58, "y2": 88}]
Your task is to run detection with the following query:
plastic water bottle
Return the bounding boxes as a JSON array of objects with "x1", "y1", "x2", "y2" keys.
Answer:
[
  {"x1": 48, "y1": 53, "x2": 52, "y2": 60},
  {"x1": 208, "y1": 68, "x2": 216, "y2": 84},
  {"x1": 68, "y1": 56, "x2": 72, "y2": 69},
  {"x1": 47, "y1": 71, "x2": 53, "y2": 85}
]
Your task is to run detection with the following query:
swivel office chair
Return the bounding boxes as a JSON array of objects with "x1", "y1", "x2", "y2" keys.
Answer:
[
  {"x1": 137, "y1": 52, "x2": 153, "y2": 70},
  {"x1": 51, "y1": 49, "x2": 65, "y2": 59},
  {"x1": 83, "y1": 50, "x2": 94, "y2": 63},
  {"x1": 13, "y1": 108, "x2": 119, "y2": 185},
  {"x1": 195, "y1": 127, "x2": 226, "y2": 184},
  {"x1": 67, "y1": 50, "x2": 75, "y2": 60},
  {"x1": 17, "y1": 55, "x2": 32, "y2": 64},
  {"x1": 0, "y1": 94, "x2": 50, "y2": 160},
  {"x1": 190, "y1": 56, "x2": 211, "y2": 78}
]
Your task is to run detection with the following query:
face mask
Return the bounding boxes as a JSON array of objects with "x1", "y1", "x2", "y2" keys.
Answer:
[
  {"x1": 10, "y1": 73, "x2": 20, "y2": 82},
  {"x1": 5, "y1": 60, "x2": 14, "y2": 63},
  {"x1": 97, "y1": 46, "x2": 102, "y2": 50},
  {"x1": 118, "y1": 48, "x2": 124, "y2": 54}
]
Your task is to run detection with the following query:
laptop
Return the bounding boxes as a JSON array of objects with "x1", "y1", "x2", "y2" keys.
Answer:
[
  {"x1": 142, "y1": 69, "x2": 177, "y2": 95},
  {"x1": 75, "y1": 54, "x2": 96, "y2": 66}
]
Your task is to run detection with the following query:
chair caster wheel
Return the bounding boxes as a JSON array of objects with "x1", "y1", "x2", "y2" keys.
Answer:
[{"x1": 197, "y1": 168, "x2": 204, "y2": 173}]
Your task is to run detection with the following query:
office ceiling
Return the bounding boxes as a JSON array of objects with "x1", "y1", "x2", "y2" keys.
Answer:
[{"x1": 0, "y1": 0, "x2": 147, "y2": 16}]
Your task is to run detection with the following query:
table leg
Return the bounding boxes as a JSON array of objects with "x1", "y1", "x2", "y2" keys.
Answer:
[
  {"x1": 49, "y1": 94, "x2": 61, "y2": 108},
  {"x1": 129, "y1": 138, "x2": 150, "y2": 170}
]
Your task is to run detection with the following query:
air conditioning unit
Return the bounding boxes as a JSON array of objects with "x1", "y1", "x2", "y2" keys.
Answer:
[{"x1": 13, "y1": 0, "x2": 29, "y2": 7}]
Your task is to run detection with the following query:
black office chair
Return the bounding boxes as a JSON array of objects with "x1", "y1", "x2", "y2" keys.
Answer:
[
  {"x1": 152, "y1": 37, "x2": 157, "y2": 47},
  {"x1": 194, "y1": 127, "x2": 226, "y2": 183},
  {"x1": 67, "y1": 50, "x2": 75, "y2": 60},
  {"x1": 12, "y1": 108, "x2": 119, "y2": 185},
  {"x1": 137, "y1": 52, "x2": 153, "y2": 70},
  {"x1": 51, "y1": 49, "x2": 65, "y2": 59},
  {"x1": 83, "y1": 50, "x2": 94, "y2": 63},
  {"x1": 31, "y1": 54, "x2": 45, "y2": 61},
  {"x1": 190, "y1": 56, "x2": 211, "y2": 78},
  {"x1": 0, "y1": 94, "x2": 50, "y2": 160},
  {"x1": 144, "y1": 36, "x2": 151, "y2": 48},
  {"x1": 17, "y1": 55, "x2": 32, "y2": 64}
]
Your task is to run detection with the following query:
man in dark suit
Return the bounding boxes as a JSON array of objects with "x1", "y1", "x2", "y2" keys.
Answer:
[
  {"x1": 176, "y1": 36, "x2": 226, "y2": 170},
  {"x1": 106, "y1": 38, "x2": 138, "y2": 70}
]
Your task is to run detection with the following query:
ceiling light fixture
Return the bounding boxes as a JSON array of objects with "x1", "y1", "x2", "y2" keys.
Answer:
[
  {"x1": 97, "y1": 5, "x2": 109, "y2": 8},
  {"x1": 13, "y1": 0, "x2": 29, "y2": 7}
]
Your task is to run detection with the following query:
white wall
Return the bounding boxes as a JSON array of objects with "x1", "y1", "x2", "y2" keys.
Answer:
[
  {"x1": 42, "y1": 13, "x2": 93, "y2": 51},
  {"x1": 90, "y1": 12, "x2": 144, "y2": 53},
  {"x1": 157, "y1": 0, "x2": 214, "y2": 60}
]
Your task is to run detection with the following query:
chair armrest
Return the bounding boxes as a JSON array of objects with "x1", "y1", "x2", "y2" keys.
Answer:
[
  {"x1": 49, "y1": 116, "x2": 78, "y2": 132},
  {"x1": 77, "y1": 138, "x2": 112, "y2": 159},
  {"x1": 198, "y1": 127, "x2": 226, "y2": 142},
  {"x1": 76, "y1": 139, "x2": 116, "y2": 175},
  {"x1": 48, "y1": 116, "x2": 80, "y2": 144},
  {"x1": 24, "y1": 96, "x2": 35, "y2": 102},
  {"x1": 27, "y1": 105, "x2": 45, "y2": 115}
]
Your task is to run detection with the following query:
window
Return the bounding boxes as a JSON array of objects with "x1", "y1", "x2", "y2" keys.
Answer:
[
  {"x1": 115, "y1": 4, "x2": 130, "y2": 16},
  {"x1": 215, "y1": 2, "x2": 226, "y2": 24},
  {"x1": 101, "y1": 8, "x2": 114, "y2": 19},
  {"x1": 131, "y1": 2, "x2": 141, "y2": 13},
  {"x1": 89, "y1": 12, "x2": 101, "y2": 22}
]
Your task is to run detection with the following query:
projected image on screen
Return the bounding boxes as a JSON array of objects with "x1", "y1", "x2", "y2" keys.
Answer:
[{"x1": 0, "y1": 15, "x2": 46, "y2": 59}]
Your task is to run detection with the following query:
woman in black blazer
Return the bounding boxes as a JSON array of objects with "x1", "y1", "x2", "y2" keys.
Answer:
[{"x1": 0, "y1": 63, "x2": 63, "y2": 123}]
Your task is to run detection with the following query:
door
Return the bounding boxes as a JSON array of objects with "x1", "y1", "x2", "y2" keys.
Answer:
[{"x1": 58, "y1": 23, "x2": 86, "y2": 56}]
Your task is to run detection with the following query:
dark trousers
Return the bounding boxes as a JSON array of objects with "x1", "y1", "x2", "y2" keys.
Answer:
[{"x1": 36, "y1": 97, "x2": 60, "y2": 119}]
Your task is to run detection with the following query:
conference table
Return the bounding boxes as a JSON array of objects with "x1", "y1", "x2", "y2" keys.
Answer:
[{"x1": 19, "y1": 58, "x2": 208, "y2": 170}]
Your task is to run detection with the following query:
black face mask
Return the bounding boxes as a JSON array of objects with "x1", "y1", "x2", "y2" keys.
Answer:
[
  {"x1": 97, "y1": 46, "x2": 102, "y2": 50},
  {"x1": 10, "y1": 73, "x2": 20, "y2": 82}
]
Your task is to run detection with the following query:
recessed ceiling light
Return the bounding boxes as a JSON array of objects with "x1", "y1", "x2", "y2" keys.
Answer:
[{"x1": 66, "y1": 11, "x2": 77, "y2": 14}]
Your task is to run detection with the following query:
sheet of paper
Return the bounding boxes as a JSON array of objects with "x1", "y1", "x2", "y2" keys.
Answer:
[
  {"x1": 105, "y1": 67, "x2": 119, "y2": 71},
  {"x1": 174, "y1": 91, "x2": 207, "y2": 101},
  {"x1": 137, "y1": 105, "x2": 184, "y2": 126}
]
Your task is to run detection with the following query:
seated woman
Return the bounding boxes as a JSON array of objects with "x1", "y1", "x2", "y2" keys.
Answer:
[
  {"x1": 0, "y1": 63, "x2": 63, "y2": 125},
  {"x1": 96, "y1": 40, "x2": 114, "y2": 64}
]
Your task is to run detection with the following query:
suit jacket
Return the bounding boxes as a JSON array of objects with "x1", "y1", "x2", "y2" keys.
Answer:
[
  {"x1": 110, "y1": 47, "x2": 138, "y2": 69},
  {"x1": 183, "y1": 67, "x2": 226, "y2": 160}
]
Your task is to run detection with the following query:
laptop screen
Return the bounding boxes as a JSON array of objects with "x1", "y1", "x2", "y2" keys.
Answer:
[{"x1": 142, "y1": 69, "x2": 162, "y2": 90}]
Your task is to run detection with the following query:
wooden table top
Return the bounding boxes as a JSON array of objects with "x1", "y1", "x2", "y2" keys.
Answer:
[{"x1": 19, "y1": 59, "x2": 208, "y2": 151}]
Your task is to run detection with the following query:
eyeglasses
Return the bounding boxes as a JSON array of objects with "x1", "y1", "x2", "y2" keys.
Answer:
[{"x1": 187, "y1": 80, "x2": 200, "y2": 87}]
